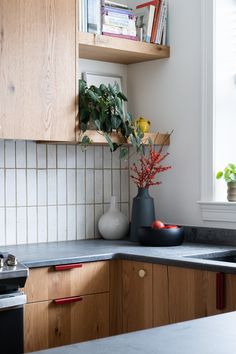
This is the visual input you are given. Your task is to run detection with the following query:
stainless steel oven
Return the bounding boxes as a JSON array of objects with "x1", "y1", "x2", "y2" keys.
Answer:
[{"x1": 0, "y1": 253, "x2": 28, "y2": 354}]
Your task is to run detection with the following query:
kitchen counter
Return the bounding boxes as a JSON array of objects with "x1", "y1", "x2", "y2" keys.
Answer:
[
  {"x1": 30, "y1": 311, "x2": 236, "y2": 354},
  {"x1": 2, "y1": 239, "x2": 236, "y2": 272}
]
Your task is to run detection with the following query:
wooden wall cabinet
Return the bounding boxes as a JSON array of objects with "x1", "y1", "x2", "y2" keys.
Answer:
[
  {"x1": 0, "y1": 0, "x2": 77, "y2": 141},
  {"x1": 24, "y1": 261, "x2": 109, "y2": 353}
]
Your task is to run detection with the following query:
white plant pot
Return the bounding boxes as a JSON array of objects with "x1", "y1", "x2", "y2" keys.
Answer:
[{"x1": 98, "y1": 196, "x2": 129, "y2": 240}]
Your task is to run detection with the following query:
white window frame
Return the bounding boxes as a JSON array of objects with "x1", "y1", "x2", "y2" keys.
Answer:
[{"x1": 198, "y1": 0, "x2": 236, "y2": 223}]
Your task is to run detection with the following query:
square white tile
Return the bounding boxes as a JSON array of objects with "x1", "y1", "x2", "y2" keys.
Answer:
[
  {"x1": 95, "y1": 204, "x2": 103, "y2": 239},
  {"x1": 86, "y1": 146, "x2": 94, "y2": 169},
  {"x1": 95, "y1": 170, "x2": 103, "y2": 204},
  {"x1": 0, "y1": 208, "x2": 5, "y2": 245},
  {"x1": 77, "y1": 146, "x2": 85, "y2": 168},
  {"x1": 112, "y1": 170, "x2": 121, "y2": 202},
  {"x1": 95, "y1": 147, "x2": 103, "y2": 169},
  {"x1": 121, "y1": 170, "x2": 129, "y2": 203},
  {"x1": 103, "y1": 147, "x2": 112, "y2": 169},
  {"x1": 104, "y1": 170, "x2": 112, "y2": 203}
]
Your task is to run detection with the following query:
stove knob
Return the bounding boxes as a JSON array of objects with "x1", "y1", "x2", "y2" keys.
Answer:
[
  {"x1": 6, "y1": 254, "x2": 17, "y2": 266},
  {"x1": 0, "y1": 255, "x2": 3, "y2": 268}
]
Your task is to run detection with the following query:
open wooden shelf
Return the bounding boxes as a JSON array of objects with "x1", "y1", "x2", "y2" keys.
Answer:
[
  {"x1": 78, "y1": 32, "x2": 170, "y2": 64},
  {"x1": 79, "y1": 130, "x2": 170, "y2": 146}
]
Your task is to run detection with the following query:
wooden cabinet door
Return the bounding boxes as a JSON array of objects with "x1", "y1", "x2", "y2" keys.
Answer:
[
  {"x1": 168, "y1": 266, "x2": 208, "y2": 323},
  {"x1": 0, "y1": 0, "x2": 76, "y2": 141},
  {"x1": 153, "y1": 264, "x2": 169, "y2": 326},
  {"x1": 205, "y1": 271, "x2": 236, "y2": 316},
  {"x1": 24, "y1": 293, "x2": 109, "y2": 353},
  {"x1": 122, "y1": 260, "x2": 153, "y2": 333}
]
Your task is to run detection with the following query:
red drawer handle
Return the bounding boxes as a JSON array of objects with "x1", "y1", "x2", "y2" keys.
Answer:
[
  {"x1": 54, "y1": 296, "x2": 83, "y2": 305},
  {"x1": 54, "y1": 263, "x2": 82, "y2": 271},
  {"x1": 216, "y1": 272, "x2": 225, "y2": 310}
]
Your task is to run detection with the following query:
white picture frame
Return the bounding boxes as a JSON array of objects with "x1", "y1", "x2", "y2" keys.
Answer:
[{"x1": 82, "y1": 72, "x2": 123, "y2": 91}]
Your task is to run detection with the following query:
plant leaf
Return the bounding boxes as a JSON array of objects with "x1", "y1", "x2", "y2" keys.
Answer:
[
  {"x1": 81, "y1": 135, "x2": 91, "y2": 145},
  {"x1": 120, "y1": 147, "x2": 128, "y2": 160},
  {"x1": 216, "y1": 171, "x2": 223, "y2": 179},
  {"x1": 111, "y1": 115, "x2": 121, "y2": 129},
  {"x1": 117, "y1": 92, "x2": 128, "y2": 101},
  {"x1": 94, "y1": 119, "x2": 101, "y2": 130},
  {"x1": 104, "y1": 132, "x2": 114, "y2": 151}
]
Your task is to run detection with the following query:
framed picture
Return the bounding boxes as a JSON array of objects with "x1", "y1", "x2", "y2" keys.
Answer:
[{"x1": 82, "y1": 72, "x2": 123, "y2": 91}]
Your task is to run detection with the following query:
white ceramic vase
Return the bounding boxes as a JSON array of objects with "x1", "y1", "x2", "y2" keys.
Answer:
[{"x1": 98, "y1": 196, "x2": 129, "y2": 240}]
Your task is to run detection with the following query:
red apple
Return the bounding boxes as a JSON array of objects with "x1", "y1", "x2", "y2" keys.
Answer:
[
  {"x1": 151, "y1": 220, "x2": 165, "y2": 229},
  {"x1": 164, "y1": 225, "x2": 178, "y2": 229}
]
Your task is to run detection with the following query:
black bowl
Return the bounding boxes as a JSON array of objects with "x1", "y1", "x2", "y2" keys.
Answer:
[{"x1": 138, "y1": 226, "x2": 184, "y2": 247}]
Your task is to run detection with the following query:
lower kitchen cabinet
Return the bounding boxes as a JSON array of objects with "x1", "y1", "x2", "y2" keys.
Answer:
[
  {"x1": 122, "y1": 260, "x2": 153, "y2": 332},
  {"x1": 168, "y1": 266, "x2": 208, "y2": 323},
  {"x1": 153, "y1": 264, "x2": 169, "y2": 326},
  {"x1": 24, "y1": 292, "x2": 109, "y2": 353}
]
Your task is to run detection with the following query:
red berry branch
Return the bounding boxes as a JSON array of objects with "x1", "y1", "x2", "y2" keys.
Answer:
[{"x1": 130, "y1": 146, "x2": 171, "y2": 189}]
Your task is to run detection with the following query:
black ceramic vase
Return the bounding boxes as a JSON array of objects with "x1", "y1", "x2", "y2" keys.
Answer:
[{"x1": 130, "y1": 188, "x2": 156, "y2": 242}]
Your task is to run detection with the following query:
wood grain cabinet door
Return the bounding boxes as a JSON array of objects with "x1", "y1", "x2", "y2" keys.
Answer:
[
  {"x1": 168, "y1": 266, "x2": 208, "y2": 323},
  {"x1": 122, "y1": 260, "x2": 153, "y2": 333},
  {"x1": 153, "y1": 264, "x2": 169, "y2": 326},
  {"x1": 0, "y1": 0, "x2": 76, "y2": 141},
  {"x1": 24, "y1": 293, "x2": 109, "y2": 353}
]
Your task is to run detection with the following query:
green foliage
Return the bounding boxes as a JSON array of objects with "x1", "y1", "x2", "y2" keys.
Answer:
[
  {"x1": 216, "y1": 163, "x2": 236, "y2": 183},
  {"x1": 79, "y1": 79, "x2": 147, "y2": 157}
]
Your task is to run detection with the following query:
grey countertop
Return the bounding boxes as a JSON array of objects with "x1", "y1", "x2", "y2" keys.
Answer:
[
  {"x1": 30, "y1": 311, "x2": 236, "y2": 354},
  {"x1": 2, "y1": 239, "x2": 236, "y2": 272}
]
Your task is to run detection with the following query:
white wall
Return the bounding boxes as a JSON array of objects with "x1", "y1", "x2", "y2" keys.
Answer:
[{"x1": 128, "y1": 0, "x2": 203, "y2": 226}]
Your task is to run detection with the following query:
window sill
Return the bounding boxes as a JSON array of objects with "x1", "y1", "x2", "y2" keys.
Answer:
[{"x1": 198, "y1": 201, "x2": 236, "y2": 222}]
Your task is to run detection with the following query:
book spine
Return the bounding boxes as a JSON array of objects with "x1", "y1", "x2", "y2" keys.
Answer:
[
  {"x1": 102, "y1": 6, "x2": 134, "y2": 16},
  {"x1": 102, "y1": 32, "x2": 138, "y2": 40},
  {"x1": 88, "y1": 0, "x2": 101, "y2": 34},
  {"x1": 156, "y1": 0, "x2": 166, "y2": 44},
  {"x1": 103, "y1": 14, "x2": 136, "y2": 28},
  {"x1": 146, "y1": 5, "x2": 155, "y2": 43},
  {"x1": 150, "y1": 0, "x2": 160, "y2": 43},
  {"x1": 103, "y1": 0, "x2": 129, "y2": 9}
]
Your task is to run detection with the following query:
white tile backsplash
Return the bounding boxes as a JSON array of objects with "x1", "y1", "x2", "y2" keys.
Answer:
[{"x1": 0, "y1": 141, "x2": 130, "y2": 245}]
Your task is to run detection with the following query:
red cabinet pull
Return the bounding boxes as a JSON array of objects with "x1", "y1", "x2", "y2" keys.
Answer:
[
  {"x1": 54, "y1": 263, "x2": 82, "y2": 271},
  {"x1": 54, "y1": 296, "x2": 83, "y2": 305},
  {"x1": 216, "y1": 272, "x2": 225, "y2": 310}
]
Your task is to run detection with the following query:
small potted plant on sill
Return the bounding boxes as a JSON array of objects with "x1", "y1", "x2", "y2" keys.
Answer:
[
  {"x1": 216, "y1": 163, "x2": 236, "y2": 202},
  {"x1": 79, "y1": 79, "x2": 148, "y2": 159}
]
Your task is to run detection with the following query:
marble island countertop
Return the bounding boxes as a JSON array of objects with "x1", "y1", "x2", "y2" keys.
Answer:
[
  {"x1": 3, "y1": 239, "x2": 236, "y2": 273},
  {"x1": 30, "y1": 311, "x2": 236, "y2": 354}
]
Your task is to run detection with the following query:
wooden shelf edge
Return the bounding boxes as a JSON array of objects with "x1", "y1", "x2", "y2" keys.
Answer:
[
  {"x1": 78, "y1": 32, "x2": 170, "y2": 64},
  {"x1": 79, "y1": 130, "x2": 170, "y2": 146}
]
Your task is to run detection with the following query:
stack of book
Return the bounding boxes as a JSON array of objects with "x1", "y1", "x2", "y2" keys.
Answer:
[
  {"x1": 135, "y1": 0, "x2": 168, "y2": 45},
  {"x1": 101, "y1": 1, "x2": 137, "y2": 40},
  {"x1": 79, "y1": 0, "x2": 168, "y2": 45}
]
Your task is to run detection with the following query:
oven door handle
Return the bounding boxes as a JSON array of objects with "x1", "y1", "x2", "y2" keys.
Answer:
[{"x1": 0, "y1": 292, "x2": 27, "y2": 310}]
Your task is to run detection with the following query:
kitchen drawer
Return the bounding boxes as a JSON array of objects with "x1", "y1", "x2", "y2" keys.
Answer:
[
  {"x1": 24, "y1": 261, "x2": 109, "y2": 303},
  {"x1": 24, "y1": 292, "x2": 109, "y2": 353}
]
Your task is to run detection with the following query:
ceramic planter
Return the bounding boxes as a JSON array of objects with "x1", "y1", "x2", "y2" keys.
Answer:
[{"x1": 227, "y1": 182, "x2": 236, "y2": 202}]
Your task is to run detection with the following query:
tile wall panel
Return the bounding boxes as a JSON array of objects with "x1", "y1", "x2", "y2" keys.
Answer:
[{"x1": 0, "y1": 141, "x2": 130, "y2": 245}]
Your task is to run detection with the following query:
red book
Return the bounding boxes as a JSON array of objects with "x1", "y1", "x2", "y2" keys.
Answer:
[
  {"x1": 136, "y1": 0, "x2": 158, "y2": 9},
  {"x1": 150, "y1": 0, "x2": 161, "y2": 43}
]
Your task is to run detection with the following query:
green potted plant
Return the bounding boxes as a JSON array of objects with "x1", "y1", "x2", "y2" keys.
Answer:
[
  {"x1": 79, "y1": 79, "x2": 148, "y2": 159},
  {"x1": 216, "y1": 163, "x2": 236, "y2": 201}
]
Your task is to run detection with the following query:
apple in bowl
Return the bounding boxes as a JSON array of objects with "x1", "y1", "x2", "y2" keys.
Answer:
[{"x1": 138, "y1": 221, "x2": 184, "y2": 246}]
